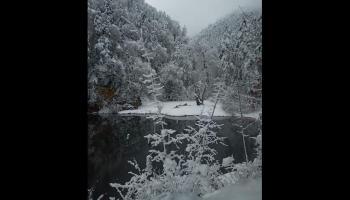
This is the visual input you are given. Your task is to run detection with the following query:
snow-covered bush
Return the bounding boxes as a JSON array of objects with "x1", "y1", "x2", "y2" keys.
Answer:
[
  {"x1": 142, "y1": 69, "x2": 163, "y2": 104},
  {"x1": 181, "y1": 118, "x2": 226, "y2": 195},
  {"x1": 109, "y1": 114, "x2": 231, "y2": 199},
  {"x1": 110, "y1": 115, "x2": 188, "y2": 199}
]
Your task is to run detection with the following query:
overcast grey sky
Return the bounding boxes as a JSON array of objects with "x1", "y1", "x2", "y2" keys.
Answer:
[{"x1": 145, "y1": 0, "x2": 261, "y2": 37}]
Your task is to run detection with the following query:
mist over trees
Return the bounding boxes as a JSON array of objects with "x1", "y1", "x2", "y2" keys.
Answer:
[{"x1": 88, "y1": 0, "x2": 262, "y2": 115}]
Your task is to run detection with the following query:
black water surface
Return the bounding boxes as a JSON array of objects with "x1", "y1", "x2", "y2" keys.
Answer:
[{"x1": 88, "y1": 114, "x2": 260, "y2": 199}]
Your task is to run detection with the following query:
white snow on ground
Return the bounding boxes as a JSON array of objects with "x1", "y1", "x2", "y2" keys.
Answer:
[
  {"x1": 118, "y1": 101, "x2": 231, "y2": 117},
  {"x1": 203, "y1": 177, "x2": 261, "y2": 200},
  {"x1": 236, "y1": 110, "x2": 262, "y2": 120},
  {"x1": 118, "y1": 101, "x2": 261, "y2": 119},
  {"x1": 155, "y1": 192, "x2": 202, "y2": 200},
  {"x1": 155, "y1": 177, "x2": 261, "y2": 200},
  {"x1": 118, "y1": 100, "x2": 261, "y2": 119},
  {"x1": 119, "y1": 101, "x2": 159, "y2": 115}
]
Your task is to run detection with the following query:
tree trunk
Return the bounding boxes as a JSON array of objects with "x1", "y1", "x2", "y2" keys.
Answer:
[
  {"x1": 195, "y1": 94, "x2": 202, "y2": 105},
  {"x1": 200, "y1": 84, "x2": 207, "y2": 104}
]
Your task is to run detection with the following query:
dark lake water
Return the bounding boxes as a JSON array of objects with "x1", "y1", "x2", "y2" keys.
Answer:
[{"x1": 88, "y1": 114, "x2": 261, "y2": 199}]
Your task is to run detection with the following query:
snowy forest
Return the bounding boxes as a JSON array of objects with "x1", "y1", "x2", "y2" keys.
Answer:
[{"x1": 88, "y1": 0, "x2": 262, "y2": 199}]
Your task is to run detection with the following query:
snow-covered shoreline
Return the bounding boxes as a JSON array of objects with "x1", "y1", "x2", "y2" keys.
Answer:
[{"x1": 116, "y1": 100, "x2": 261, "y2": 120}]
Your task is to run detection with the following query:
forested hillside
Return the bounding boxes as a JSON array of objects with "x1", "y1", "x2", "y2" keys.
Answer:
[
  {"x1": 189, "y1": 9, "x2": 262, "y2": 114},
  {"x1": 88, "y1": 0, "x2": 188, "y2": 113},
  {"x1": 88, "y1": 0, "x2": 261, "y2": 115}
]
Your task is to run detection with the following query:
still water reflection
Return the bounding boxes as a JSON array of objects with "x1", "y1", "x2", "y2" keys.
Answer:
[{"x1": 88, "y1": 114, "x2": 260, "y2": 199}]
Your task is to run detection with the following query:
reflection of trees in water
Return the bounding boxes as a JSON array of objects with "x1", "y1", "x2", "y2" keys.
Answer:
[
  {"x1": 88, "y1": 115, "x2": 154, "y2": 189},
  {"x1": 223, "y1": 117, "x2": 261, "y2": 163},
  {"x1": 88, "y1": 114, "x2": 118, "y2": 188}
]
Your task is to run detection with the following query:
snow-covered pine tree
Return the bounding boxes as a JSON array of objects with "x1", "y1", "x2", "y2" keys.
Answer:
[
  {"x1": 110, "y1": 111, "x2": 189, "y2": 200},
  {"x1": 142, "y1": 67, "x2": 164, "y2": 109},
  {"x1": 209, "y1": 80, "x2": 226, "y2": 118}
]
